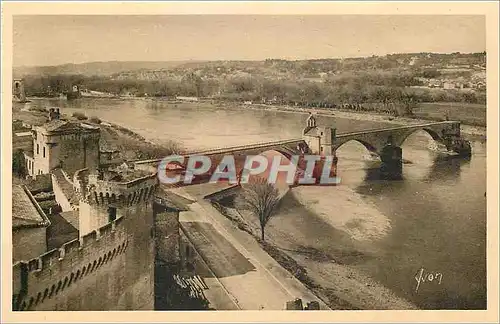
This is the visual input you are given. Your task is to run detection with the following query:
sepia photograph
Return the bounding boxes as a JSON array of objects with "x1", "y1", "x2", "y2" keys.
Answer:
[{"x1": 1, "y1": 2, "x2": 499, "y2": 323}]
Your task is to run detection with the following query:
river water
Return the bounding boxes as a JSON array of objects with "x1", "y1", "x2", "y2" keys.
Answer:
[{"x1": 25, "y1": 98, "x2": 487, "y2": 309}]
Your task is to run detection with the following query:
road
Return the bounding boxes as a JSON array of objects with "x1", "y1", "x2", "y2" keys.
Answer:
[
  {"x1": 181, "y1": 210, "x2": 290, "y2": 310},
  {"x1": 176, "y1": 183, "x2": 330, "y2": 310}
]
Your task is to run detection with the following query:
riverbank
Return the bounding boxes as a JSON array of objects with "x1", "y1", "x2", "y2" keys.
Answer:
[
  {"x1": 214, "y1": 185, "x2": 417, "y2": 310},
  {"x1": 26, "y1": 96, "x2": 487, "y2": 139},
  {"x1": 98, "y1": 122, "x2": 182, "y2": 160},
  {"x1": 209, "y1": 101, "x2": 486, "y2": 139},
  {"x1": 12, "y1": 105, "x2": 181, "y2": 161}
]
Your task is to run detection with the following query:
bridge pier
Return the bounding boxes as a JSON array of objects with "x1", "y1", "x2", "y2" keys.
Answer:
[
  {"x1": 445, "y1": 137, "x2": 472, "y2": 157},
  {"x1": 379, "y1": 144, "x2": 403, "y2": 180}
]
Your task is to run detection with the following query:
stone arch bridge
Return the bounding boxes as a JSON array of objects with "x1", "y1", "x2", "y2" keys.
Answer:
[
  {"x1": 134, "y1": 121, "x2": 471, "y2": 183},
  {"x1": 331, "y1": 121, "x2": 471, "y2": 179},
  {"x1": 332, "y1": 121, "x2": 464, "y2": 153}
]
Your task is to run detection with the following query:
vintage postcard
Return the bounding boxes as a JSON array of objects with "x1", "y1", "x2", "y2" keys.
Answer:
[{"x1": 1, "y1": 1, "x2": 498, "y2": 323}]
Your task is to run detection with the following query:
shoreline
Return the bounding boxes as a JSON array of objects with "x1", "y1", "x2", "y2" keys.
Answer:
[
  {"x1": 210, "y1": 101, "x2": 487, "y2": 139},
  {"x1": 214, "y1": 185, "x2": 418, "y2": 310},
  {"x1": 25, "y1": 96, "x2": 486, "y2": 139}
]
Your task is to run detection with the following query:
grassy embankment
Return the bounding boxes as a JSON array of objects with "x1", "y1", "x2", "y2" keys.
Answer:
[
  {"x1": 243, "y1": 101, "x2": 487, "y2": 128},
  {"x1": 412, "y1": 102, "x2": 486, "y2": 127}
]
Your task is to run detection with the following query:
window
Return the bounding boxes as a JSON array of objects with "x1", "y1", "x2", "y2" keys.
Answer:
[
  {"x1": 108, "y1": 207, "x2": 117, "y2": 222},
  {"x1": 36, "y1": 144, "x2": 39, "y2": 155},
  {"x1": 43, "y1": 147, "x2": 45, "y2": 158}
]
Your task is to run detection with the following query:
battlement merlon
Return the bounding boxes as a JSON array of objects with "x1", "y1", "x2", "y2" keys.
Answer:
[
  {"x1": 73, "y1": 168, "x2": 158, "y2": 205},
  {"x1": 12, "y1": 216, "x2": 127, "y2": 298}
]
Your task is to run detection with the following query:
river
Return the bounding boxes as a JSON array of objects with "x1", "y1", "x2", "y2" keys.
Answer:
[{"x1": 25, "y1": 98, "x2": 487, "y2": 309}]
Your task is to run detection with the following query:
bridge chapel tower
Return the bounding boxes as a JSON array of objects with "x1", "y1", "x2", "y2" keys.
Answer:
[
  {"x1": 302, "y1": 113, "x2": 336, "y2": 156},
  {"x1": 301, "y1": 114, "x2": 338, "y2": 183}
]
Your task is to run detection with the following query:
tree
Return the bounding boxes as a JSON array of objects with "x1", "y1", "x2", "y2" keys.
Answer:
[
  {"x1": 421, "y1": 69, "x2": 441, "y2": 79},
  {"x1": 12, "y1": 149, "x2": 27, "y2": 178},
  {"x1": 237, "y1": 177, "x2": 281, "y2": 241},
  {"x1": 181, "y1": 72, "x2": 203, "y2": 97},
  {"x1": 390, "y1": 90, "x2": 418, "y2": 117}
]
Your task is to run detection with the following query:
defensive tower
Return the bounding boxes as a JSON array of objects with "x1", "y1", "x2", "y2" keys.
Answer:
[{"x1": 13, "y1": 166, "x2": 159, "y2": 311}]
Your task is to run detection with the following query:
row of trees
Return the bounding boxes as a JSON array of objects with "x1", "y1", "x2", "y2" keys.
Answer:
[{"x1": 21, "y1": 70, "x2": 485, "y2": 116}]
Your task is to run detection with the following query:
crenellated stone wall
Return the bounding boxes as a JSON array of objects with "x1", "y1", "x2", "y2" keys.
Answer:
[
  {"x1": 13, "y1": 168, "x2": 159, "y2": 311},
  {"x1": 77, "y1": 171, "x2": 158, "y2": 236},
  {"x1": 13, "y1": 193, "x2": 156, "y2": 311}
]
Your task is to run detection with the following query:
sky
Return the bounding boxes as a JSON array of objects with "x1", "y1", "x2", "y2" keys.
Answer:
[{"x1": 13, "y1": 15, "x2": 486, "y2": 67}]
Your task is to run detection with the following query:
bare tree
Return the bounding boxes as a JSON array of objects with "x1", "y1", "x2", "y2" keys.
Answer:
[{"x1": 237, "y1": 177, "x2": 281, "y2": 241}]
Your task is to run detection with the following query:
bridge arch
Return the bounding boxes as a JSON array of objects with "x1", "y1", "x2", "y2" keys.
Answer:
[
  {"x1": 334, "y1": 139, "x2": 379, "y2": 154},
  {"x1": 236, "y1": 149, "x2": 296, "y2": 187},
  {"x1": 260, "y1": 148, "x2": 295, "y2": 161},
  {"x1": 396, "y1": 127, "x2": 444, "y2": 147},
  {"x1": 238, "y1": 149, "x2": 296, "y2": 176}
]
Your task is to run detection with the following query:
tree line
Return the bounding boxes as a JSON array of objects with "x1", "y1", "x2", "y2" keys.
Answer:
[{"x1": 21, "y1": 69, "x2": 485, "y2": 117}]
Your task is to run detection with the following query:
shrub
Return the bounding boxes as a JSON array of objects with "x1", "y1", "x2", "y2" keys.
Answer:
[
  {"x1": 89, "y1": 116, "x2": 102, "y2": 124},
  {"x1": 29, "y1": 106, "x2": 48, "y2": 113},
  {"x1": 72, "y1": 112, "x2": 88, "y2": 120}
]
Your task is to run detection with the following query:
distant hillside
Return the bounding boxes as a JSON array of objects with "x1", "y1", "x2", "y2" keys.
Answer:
[
  {"x1": 16, "y1": 52, "x2": 487, "y2": 113},
  {"x1": 110, "y1": 52, "x2": 486, "y2": 81},
  {"x1": 13, "y1": 52, "x2": 486, "y2": 79},
  {"x1": 13, "y1": 60, "x2": 205, "y2": 77}
]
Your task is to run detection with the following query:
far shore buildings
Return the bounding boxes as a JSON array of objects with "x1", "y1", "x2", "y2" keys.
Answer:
[{"x1": 11, "y1": 108, "x2": 189, "y2": 311}]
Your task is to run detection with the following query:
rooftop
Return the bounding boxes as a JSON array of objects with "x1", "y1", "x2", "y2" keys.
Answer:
[
  {"x1": 106, "y1": 163, "x2": 155, "y2": 183},
  {"x1": 14, "y1": 132, "x2": 32, "y2": 137},
  {"x1": 59, "y1": 210, "x2": 79, "y2": 231},
  {"x1": 51, "y1": 169, "x2": 80, "y2": 206},
  {"x1": 38, "y1": 120, "x2": 100, "y2": 135},
  {"x1": 12, "y1": 185, "x2": 51, "y2": 229},
  {"x1": 303, "y1": 127, "x2": 319, "y2": 137}
]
